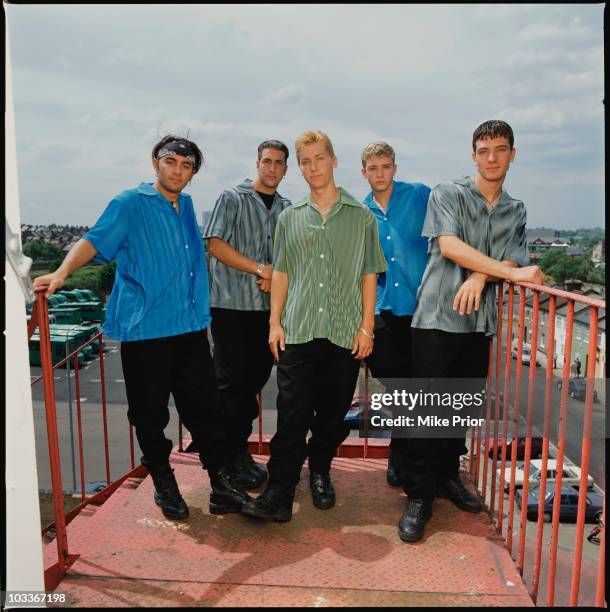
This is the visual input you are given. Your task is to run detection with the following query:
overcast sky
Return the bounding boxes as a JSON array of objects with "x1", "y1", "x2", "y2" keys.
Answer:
[{"x1": 7, "y1": 4, "x2": 604, "y2": 229}]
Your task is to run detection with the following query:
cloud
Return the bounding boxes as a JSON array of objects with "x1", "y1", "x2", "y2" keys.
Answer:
[{"x1": 7, "y1": 4, "x2": 604, "y2": 228}]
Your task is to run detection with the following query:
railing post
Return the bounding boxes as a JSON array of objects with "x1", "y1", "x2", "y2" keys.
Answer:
[
  {"x1": 98, "y1": 335, "x2": 111, "y2": 484},
  {"x1": 36, "y1": 292, "x2": 69, "y2": 576},
  {"x1": 569, "y1": 306, "x2": 599, "y2": 606}
]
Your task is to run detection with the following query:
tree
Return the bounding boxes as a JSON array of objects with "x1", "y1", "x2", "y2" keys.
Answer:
[
  {"x1": 99, "y1": 262, "x2": 117, "y2": 295},
  {"x1": 23, "y1": 239, "x2": 62, "y2": 260}
]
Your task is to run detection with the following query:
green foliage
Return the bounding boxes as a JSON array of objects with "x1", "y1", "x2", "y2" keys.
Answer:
[
  {"x1": 99, "y1": 262, "x2": 117, "y2": 294},
  {"x1": 23, "y1": 239, "x2": 62, "y2": 260},
  {"x1": 539, "y1": 250, "x2": 604, "y2": 285}
]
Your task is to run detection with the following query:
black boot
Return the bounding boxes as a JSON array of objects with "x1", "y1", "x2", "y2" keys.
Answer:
[
  {"x1": 436, "y1": 476, "x2": 482, "y2": 513},
  {"x1": 208, "y1": 465, "x2": 252, "y2": 515},
  {"x1": 309, "y1": 472, "x2": 335, "y2": 509},
  {"x1": 241, "y1": 485, "x2": 294, "y2": 522},
  {"x1": 148, "y1": 464, "x2": 189, "y2": 520},
  {"x1": 229, "y1": 451, "x2": 265, "y2": 490},
  {"x1": 398, "y1": 497, "x2": 433, "y2": 542},
  {"x1": 386, "y1": 448, "x2": 401, "y2": 487},
  {"x1": 240, "y1": 450, "x2": 268, "y2": 487}
]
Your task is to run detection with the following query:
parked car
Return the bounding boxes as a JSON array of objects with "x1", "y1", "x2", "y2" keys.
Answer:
[
  {"x1": 516, "y1": 483, "x2": 603, "y2": 523},
  {"x1": 344, "y1": 398, "x2": 391, "y2": 437},
  {"x1": 484, "y1": 426, "x2": 543, "y2": 460},
  {"x1": 511, "y1": 343, "x2": 540, "y2": 366},
  {"x1": 499, "y1": 458, "x2": 594, "y2": 492},
  {"x1": 556, "y1": 377, "x2": 599, "y2": 402}
]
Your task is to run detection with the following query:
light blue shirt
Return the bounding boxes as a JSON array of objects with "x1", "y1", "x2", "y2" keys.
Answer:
[
  {"x1": 83, "y1": 182, "x2": 211, "y2": 341},
  {"x1": 363, "y1": 180, "x2": 430, "y2": 316}
]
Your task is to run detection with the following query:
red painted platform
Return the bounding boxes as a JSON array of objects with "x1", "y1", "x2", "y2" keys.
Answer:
[{"x1": 47, "y1": 451, "x2": 533, "y2": 607}]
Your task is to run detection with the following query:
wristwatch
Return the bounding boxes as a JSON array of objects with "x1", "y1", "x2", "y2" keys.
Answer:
[{"x1": 255, "y1": 262, "x2": 266, "y2": 276}]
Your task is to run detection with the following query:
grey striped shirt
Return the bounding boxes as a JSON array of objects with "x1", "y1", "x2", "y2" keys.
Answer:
[
  {"x1": 412, "y1": 176, "x2": 529, "y2": 337},
  {"x1": 273, "y1": 188, "x2": 387, "y2": 350},
  {"x1": 203, "y1": 179, "x2": 291, "y2": 311}
]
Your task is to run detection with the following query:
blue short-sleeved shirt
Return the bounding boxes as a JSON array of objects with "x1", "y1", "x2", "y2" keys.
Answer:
[
  {"x1": 83, "y1": 182, "x2": 211, "y2": 341},
  {"x1": 363, "y1": 180, "x2": 430, "y2": 316}
]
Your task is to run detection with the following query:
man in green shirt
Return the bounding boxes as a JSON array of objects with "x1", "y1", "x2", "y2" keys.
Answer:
[{"x1": 242, "y1": 130, "x2": 387, "y2": 522}]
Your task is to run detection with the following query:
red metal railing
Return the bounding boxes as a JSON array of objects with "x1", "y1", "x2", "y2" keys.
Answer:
[
  {"x1": 30, "y1": 281, "x2": 605, "y2": 604},
  {"x1": 28, "y1": 289, "x2": 145, "y2": 590},
  {"x1": 468, "y1": 281, "x2": 605, "y2": 607}
]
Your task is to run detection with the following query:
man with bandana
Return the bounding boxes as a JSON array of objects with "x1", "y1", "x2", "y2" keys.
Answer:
[{"x1": 33, "y1": 135, "x2": 251, "y2": 522}]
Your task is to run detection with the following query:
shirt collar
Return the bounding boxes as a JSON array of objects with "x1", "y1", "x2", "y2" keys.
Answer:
[
  {"x1": 463, "y1": 175, "x2": 511, "y2": 207},
  {"x1": 294, "y1": 187, "x2": 361, "y2": 209},
  {"x1": 136, "y1": 182, "x2": 190, "y2": 205}
]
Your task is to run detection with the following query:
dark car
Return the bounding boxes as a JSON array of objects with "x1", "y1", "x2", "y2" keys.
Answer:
[
  {"x1": 344, "y1": 398, "x2": 391, "y2": 438},
  {"x1": 556, "y1": 377, "x2": 599, "y2": 402},
  {"x1": 485, "y1": 429, "x2": 543, "y2": 460},
  {"x1": 516, "y1": 483, "x2": 603, "y2": 523}
]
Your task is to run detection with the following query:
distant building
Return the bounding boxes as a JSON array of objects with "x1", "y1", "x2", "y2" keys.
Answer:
[{"x1": 591, "y1": 240, "x2": 605, "y2": 266}]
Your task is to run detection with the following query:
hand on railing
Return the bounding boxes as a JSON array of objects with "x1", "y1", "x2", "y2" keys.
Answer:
[
  {"x1": 33, "y1": 270, "x2": 67, "y2": 298},
  {"x1": 509, "y1": 265, "x2": 544, "y2": 286}
]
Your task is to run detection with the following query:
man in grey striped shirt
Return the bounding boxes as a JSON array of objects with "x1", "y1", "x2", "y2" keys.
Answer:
[
  {"x1": 203, "y1": 140, "x2": 291, "y2": 489},
  {"x1": 241, "y1": 130, "x2": 387, "y2": 522},
  {"x1": 396, "y1": 120, "x2": 544, "y2": 543}
]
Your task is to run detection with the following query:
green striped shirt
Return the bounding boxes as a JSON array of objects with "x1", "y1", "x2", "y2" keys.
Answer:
[{"x1": 273, "y1": 188, "x2": 387, "y2": 350}]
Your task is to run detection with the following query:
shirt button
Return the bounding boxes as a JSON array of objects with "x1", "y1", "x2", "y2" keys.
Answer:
[
  {"x1": 386, "y1": 236, "x2": 391, "y2": 240},
  {"x1": 185, "y1": 244, "x2": 189, "y2": 249},
  {"x1": 190, "y1": 272, "x2": 194, "y2": 277},
  {"x1": 192, "y1": 299, "x2": 195, "y2": 303},
  {"x1": 394, "y1": 282, "x2": 399, "y2": 287},
  {"x1": 319, "y1": 307, "x2": 323, "y2": 312},
  {"x1": 319, "y1": 283, "x2": 324, "y2": 287},
  {"x1": 384, "y1": 217, "x2": 388, "y2": 221},
  {"x1": 320, "y1": 254, "x2": 325, "y2": 258},
  {"x1": 391, "y1": 257, "x2": 396, "y2": 262}
]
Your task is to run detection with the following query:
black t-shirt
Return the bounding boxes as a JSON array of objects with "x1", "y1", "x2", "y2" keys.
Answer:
[{"x1": 256, "y1": 190, "x2": 275, "y2": 211}]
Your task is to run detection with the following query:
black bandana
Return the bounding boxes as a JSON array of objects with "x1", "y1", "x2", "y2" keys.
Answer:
[{"x1": 156, "y1": 140, "x2": 198, "y2": 169}]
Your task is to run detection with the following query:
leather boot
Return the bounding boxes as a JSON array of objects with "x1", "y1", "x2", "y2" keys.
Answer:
[
  {"x1": 241, "y1": 485, "x2": 294, "y2": 522},
  {"x1": 398, "y1": 497, "x2": 433, "y2": 542},
  {"x1": 208, "y1": 465, "x2": 252, "y2": 515},
  {"x1": 230, "y1": 451, "x2": 264, "y2": 490},
  {"x1": 148, "y1": 464, "x2": 189, "y2": 520},
  {"x1": 239, "y1": 450, "x2": 268, "y2": 487},
  {"x1": 309, "y1": 472, "x2": 335, "y2": 509},
  {"x1": 436, "y1": 475, "x2": 482, "y2": 513}
]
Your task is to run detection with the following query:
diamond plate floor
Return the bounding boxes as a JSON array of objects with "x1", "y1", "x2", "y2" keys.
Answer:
[{"x1": 48, "y1": 450, "x2": 533, "y2": 607}]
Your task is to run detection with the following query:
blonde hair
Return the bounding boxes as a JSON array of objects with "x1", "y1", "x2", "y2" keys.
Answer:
[
  {"x1": 361, "y1": 142, "x2": 395, "y2": 168},
  {"x1": 295, "y1": 130, "x2": 335, "y2": 163}
]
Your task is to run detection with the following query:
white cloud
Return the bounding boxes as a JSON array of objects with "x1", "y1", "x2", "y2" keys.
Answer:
[{"x1": 6, "y1": 4, "x2": 604, "y2": 228}]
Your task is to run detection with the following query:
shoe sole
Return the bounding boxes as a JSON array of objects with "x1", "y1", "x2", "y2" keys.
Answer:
[
  {"x1": 154, "y1": 496, "x2": 189, "y2": 520},
  {"x1": 209, "y1": 501, "x2": 242, "y2": 515},
  {"x1": 240, "y1": 506, "x2": 292, "y2": 522}
]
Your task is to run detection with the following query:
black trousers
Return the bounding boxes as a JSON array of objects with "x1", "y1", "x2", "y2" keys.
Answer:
[
  {"x1": 394, "y1": 328, "x2": 490, "y2": 499},
  {"x1": 267, "y1": 339, "x2": 362, "y2": 488},
  {"x1": 210, "y1": 308, "x2": 275, "y2": 457},
  {"x1": 120, "y1": 330, "x2": 230, "y2": 472},
  {"x1": 365, "y1": 311, "x2": 413, "y2": 462}
]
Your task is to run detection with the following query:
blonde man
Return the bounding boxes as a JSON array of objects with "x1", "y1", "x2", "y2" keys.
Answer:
[
  {"x1": 360, "y1": 142, "x2": 431, "y2": 487},
  {"x1": 241, "y1": 130, "x2": 387, "y2": 521}
]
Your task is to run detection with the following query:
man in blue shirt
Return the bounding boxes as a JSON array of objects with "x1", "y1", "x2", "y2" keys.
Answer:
[
  {"x1": 33, "y1": 135, "x2": 251, "y2": 522},
  {"x1": 360, "y1": 142, "x2": 430, "y2": 487}
]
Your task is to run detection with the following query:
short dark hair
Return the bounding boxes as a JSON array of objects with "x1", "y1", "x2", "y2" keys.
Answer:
[
  {"x1": 257, "y1": 139, "x2": 289, "y2": 162},
  {"x1": 152, "y1": 134, "x2": 204, "y2": 173},
  {"x1": 472, "y1": 120, "x2": 514, "y2": 151}
]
